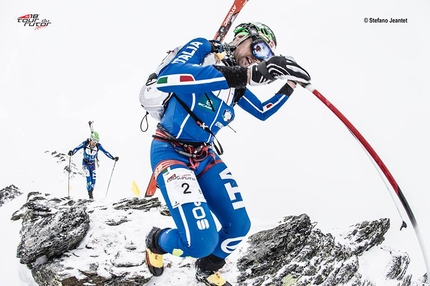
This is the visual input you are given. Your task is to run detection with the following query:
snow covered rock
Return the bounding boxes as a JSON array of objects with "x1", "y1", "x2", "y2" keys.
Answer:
[
  {"x1": 13, "y1": 192, "x2": 162, "y2": 286},
  {"x1": 12, "y1": 193, "x2": 427, "y2": 285},
  {"x1": 13, "y1": 192, "x2": 90, "y2": 265},
  {"x1": 48, "y1": 150, "x2": 85, "y2": 179},
  {"x1": 0, "y1": 184, "x2": 23, "y2": 207},
  {"x1": 235, "y1": 214, "x2": 422, "y2": 286}
]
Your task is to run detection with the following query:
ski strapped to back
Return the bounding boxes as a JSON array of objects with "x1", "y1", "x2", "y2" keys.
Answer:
[
  {"x1": 88, "y1": 120, "x2": 94, "y2": 135},
  {"x1": 213, "y1": 0, "x2": 249, "y2": 42},
  {"x1": 144, "y1": 0, "x2": 249, "y2": 198}
]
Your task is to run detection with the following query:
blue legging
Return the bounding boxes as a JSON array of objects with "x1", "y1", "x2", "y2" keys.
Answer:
[
  {"x1": 83, "y1": 161, "x2": 96, "y2": 192},
  {"x1": 151, "y1": 139, "x2": 251, "y2": 259}
]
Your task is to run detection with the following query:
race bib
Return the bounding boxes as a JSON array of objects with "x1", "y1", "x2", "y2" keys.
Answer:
[{"x1": 162, "y1": 168, "x2": 206, "y2": 208}]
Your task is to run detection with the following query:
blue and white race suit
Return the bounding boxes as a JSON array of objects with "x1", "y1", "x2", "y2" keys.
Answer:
[
  {"x1": 150, "y1": 38, "x2": 291, "y2": 259},
  {"x1": 71, "y1": 140, "x2": 115, "y2": 192}
]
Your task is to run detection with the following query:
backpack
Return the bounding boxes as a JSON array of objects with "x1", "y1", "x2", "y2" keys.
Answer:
[
  {"x1": 139, "y1": 46, "x2": 182, "y2": 125},
  {"x1": 139, "y1": 72, "x2": 172, "y2": 122},
  {"x1": 139, "y1": 44, "x2": 224, "y2": 132}
]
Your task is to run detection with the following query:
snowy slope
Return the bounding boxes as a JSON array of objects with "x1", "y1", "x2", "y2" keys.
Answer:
[{"x1": 0, "y1": 151, "x2": 427, "y2": 285}]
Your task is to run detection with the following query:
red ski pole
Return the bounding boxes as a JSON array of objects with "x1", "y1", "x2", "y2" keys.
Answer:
[{"x1": 303, "y1": 83, "x2": 430, "y2": 278}]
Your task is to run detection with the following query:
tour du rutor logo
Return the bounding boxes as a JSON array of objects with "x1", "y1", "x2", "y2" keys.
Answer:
[{"x1": 17, "y1": 14, "x2": 51, "y2": 30}]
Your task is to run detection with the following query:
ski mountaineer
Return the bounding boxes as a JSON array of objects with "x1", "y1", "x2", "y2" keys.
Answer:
[
  {"x1": 68, "y1": 131, "x2": 119, "y2": 199},
  {"x1": 144, "y1": 22, "x2": 311, "y2": 285}
]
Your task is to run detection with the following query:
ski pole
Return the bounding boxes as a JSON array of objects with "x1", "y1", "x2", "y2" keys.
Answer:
[
  {"x1": 105, "y1": 160, "x2": 117, "y2": 198},
  {"x1": 303, "y1": 83, "x2": 430, "y2": 279},
  {"x1": 67, "y1": 155, "x2": 71, "y2": 198}
]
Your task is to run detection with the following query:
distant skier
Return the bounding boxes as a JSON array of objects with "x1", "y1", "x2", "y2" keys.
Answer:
[
  {"x1": 141, "y1": 22, "x2": 311, "y2": 285},
  {"x1": 68, "y1": 131, "x2": 118, "y2": 199}
]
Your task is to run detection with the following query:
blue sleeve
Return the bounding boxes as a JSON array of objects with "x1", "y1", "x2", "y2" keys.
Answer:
[
  {"x1": 156, "y1": 38, "x2": 230, "y2": 94},
  {"x1": 237, "y1": 89, "x2": 291, "y2": 121},
  {"x1": 71, "y1": 141, "x2": 86, "y2": 155},
  {"x1": 98, "y1": 144, "x2": 114, "y2": 160}
]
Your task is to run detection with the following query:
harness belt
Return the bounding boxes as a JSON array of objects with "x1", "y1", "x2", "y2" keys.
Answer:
[
  {"x1": 153, "y1": 124, "x2": 211, "y2": 160},
  {"x1": 146, "y1": 124, "x2": 222, "y2": 198}
]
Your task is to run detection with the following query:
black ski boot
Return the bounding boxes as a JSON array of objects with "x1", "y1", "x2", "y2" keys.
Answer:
[
  {"x1": 88, "y1": 189, "x2": 94, "y2": 200},
  {"x1": 145, "y1": 227, "x2": 167, "y2": 277},
  {"x1": 195, "y1": 254, "x2": 231, "y2": 286}
]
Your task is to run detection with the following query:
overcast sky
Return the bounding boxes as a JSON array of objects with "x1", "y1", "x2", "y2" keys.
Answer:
[{"x1": 1, "y1": 0, "x2": 429, "y2": 280}]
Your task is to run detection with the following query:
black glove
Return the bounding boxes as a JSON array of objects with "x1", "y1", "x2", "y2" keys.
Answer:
[
  {"x1": 114, "y1": 157, "x2": 119, "y2": 161},
  {"x1": 68, "y1": 150, "x2": 73, "y2": 156},
  {"x1": 209, "y1": 40, "x2": 235, "y2": 54},
  {"x1": 276, "y1": 81, "x2": 296, "y2": 96},
  {"x1": 209, "y1": 40, "x2": 223, "y2": 53},
  {"x1": 249, "y1": 56, "x2": 311, "y2": 86}
]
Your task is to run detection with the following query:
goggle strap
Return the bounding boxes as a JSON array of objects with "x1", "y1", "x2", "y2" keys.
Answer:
[{"x1": 232, "y1": 34, "x2": 251, "y2": 49}]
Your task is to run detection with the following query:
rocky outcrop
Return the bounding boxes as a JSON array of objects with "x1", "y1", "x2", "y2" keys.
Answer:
[
  {"x1": 236, "y1": 214, "x2": 391, "y2": 285},
  {"x1": 13, "y1": 192, "x2": 162, "y2": 286},
  {"x1": 0, "y1": 184, "x2": 23, "y2": 207},
  {"x1": 13, "y1": 192, "x2": 90, "y2": 265},
  {"x1": 12, "y1": 192, "x2": 428, "y2": 286},
  {"x1": 48, "y1": 150, "x2": 85, "y2": 179}
]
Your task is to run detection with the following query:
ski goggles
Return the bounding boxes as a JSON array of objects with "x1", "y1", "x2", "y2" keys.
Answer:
[
  {"x1": 234, "y1": 26, "x2": 275, "y2": 61},
  {"x1": 251, "y1": 38, "x2": 274, "y2": 61}
]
